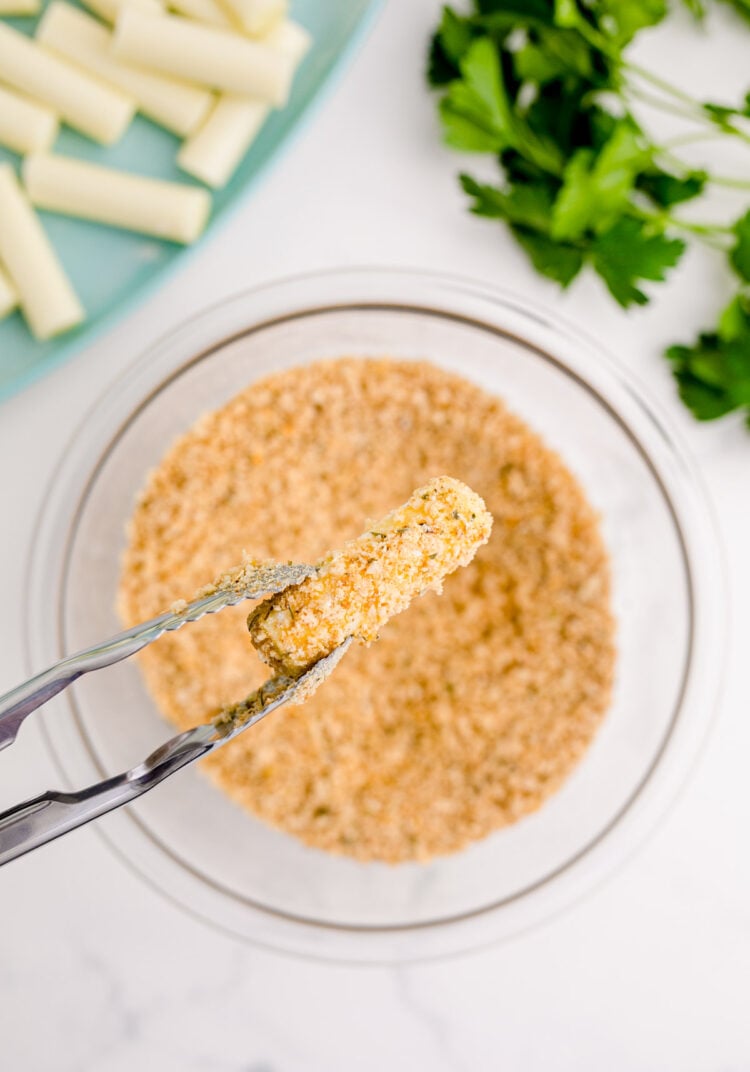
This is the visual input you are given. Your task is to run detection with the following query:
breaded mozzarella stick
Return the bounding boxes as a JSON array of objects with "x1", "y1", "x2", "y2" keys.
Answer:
[{"x1": 248, "y1": 476, "x2": 493, "y2": 675}]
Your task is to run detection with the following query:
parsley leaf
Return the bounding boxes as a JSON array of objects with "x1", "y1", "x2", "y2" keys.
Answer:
[
  {"x1": 553, "y1": 0, "x2": 666, "y2": 41},
  {"x1": 512, "y1": 230, "x2": 585, "y2": 285},
  {"x1": 553, "y1": 0, "x2": 581, "y2": 28},
  {"x1": 591, "y1": 218, "x2": 685, "y2": 306},
  {"x1": 460, "y1": 173, "x2": 584, "y2": 284},
  {"x1": 596, "y1": 0, "x2": 668, "y2": 43},
  {"x1": 551, "y1": 122, "x2": 646, "y2": 240},
  {"x1": 681, "y1": 0, "x2": 706, "y2": 17},
  {"x1": 670, "y1": 361, "x2": 744, "y2": 420},
  {"x1": 439, "y1": 94, "x2": 503, "y2": 152},
  {"x1": 438, "y1": 6, "x2": 474, "y2": 65},
  {"x1": 428, "y1": 7, "x2": 474, "y2": 86},
  {"x1": 513, "y1": 27, "x2": 593, "y2": 84},
  {"x1": 440, "y1": 37, "x2": 564, "y2": 169},
  {"x1": 438, "y1": 38, "x2": 517, "y2": 152},
  {"x1": 460, "y1": 173, "x2": 556, "y2": 231},
  {"x1": 722, "y1": 0, "x2": 750, "y2": 23},
  {"x1": 666, "y1": 310, "x2": 750, "y2": 420},
  {"x1": 730, "y1": 209, "x2": 750, "y2": 282},
  {"x1": 637, "y1": 167, "x2": 707, "y2": 207},
  {"x1": 428, "y1": 0, "x2": 750, "y2": 428},
  {"x1": 476, "y1": 0, "x2": 553, "y2": 22}
]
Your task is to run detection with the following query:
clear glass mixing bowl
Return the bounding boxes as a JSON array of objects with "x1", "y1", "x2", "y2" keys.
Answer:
[{"x1": 25, "y1": 268, "x2": 726, "y2": 962}]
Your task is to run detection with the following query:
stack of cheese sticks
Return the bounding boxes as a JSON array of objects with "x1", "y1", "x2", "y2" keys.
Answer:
[{"x1": 0, "y1": 0, "x2": 311, "y2": 339}]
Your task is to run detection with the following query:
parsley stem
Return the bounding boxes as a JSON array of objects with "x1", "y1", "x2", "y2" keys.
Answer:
[
  {"x1": 654, "y1": 147, "x2": 699, "y2": 176},
  {"x1": 625, "y1": 64, "x2": 750, "y2": 145},
  {"x1": 633, "y1": 203, "x2": 732, "y2": 246},
  {"x1": 707, "y1": 175, "x2": 750, "y2": 191},
  {"x1": 655, "y1": 146, "x2": 750, "y2": 190},
  {"x1": 623, "y1": 85, "x2": 710, "y2": 124},
  {"x1": 661, "y1": 215, "x2": 733, "y2": 238},
  {"x1": 661, "y1": 131, "x2": 731, "y2": 150},
  {"x1": 721, "y1": 125, "x2": 750, "y2": 149},
  {"x1": 623, "y1": 60, "x2": 700, "y2": 109},
  {"x1": 623, "y1": 61, "x2": 750, "y2": 145},
  {"x1": 625, "y1": 84, "x2": 750, "y2": 149}
]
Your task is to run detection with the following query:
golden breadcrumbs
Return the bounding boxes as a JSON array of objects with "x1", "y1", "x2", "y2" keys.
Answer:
[
  {"x1": 248, "y1": 476, "x2": 492, "y2": 676},
  {"x1": 118, "y1": 358, "x2": 615, "y2": 863}
]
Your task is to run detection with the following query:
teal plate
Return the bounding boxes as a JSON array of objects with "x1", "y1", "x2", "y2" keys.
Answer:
[{"x1": 0, "y1": 0, "x2": 382, "y2": 403}]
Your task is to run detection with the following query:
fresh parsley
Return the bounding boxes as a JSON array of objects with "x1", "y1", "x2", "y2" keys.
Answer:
[{"x1": 428, "y1": 0, "x2": 750, "y2": 426}]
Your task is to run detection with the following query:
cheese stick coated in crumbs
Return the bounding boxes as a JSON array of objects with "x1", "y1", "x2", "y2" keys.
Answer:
[{"x1": 247, "y1": 476, "x2": 493, "y2": 676}]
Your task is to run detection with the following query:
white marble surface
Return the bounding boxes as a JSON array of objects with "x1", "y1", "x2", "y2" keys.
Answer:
[{"x1": 2, "y1": 1, "x2": 750, "y2": 1067}]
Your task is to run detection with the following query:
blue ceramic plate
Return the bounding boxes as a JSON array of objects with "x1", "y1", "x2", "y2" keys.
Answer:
[{"x1": 0, "y1": 0, "x2": 382, "y2": 402}]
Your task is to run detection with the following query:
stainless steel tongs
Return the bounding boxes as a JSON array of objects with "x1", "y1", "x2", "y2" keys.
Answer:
[{"x1": 0, "y1": 562, "x2": 350, "y2": 867}]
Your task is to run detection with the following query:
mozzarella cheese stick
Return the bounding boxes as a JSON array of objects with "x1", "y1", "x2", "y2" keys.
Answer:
[
  {"x1": 0, "y1": 263, "x2": 18, "y2": 321},
  {"x1": 0, "y1": 0, "x2": 40, "y2": 13},
  {"x1": 177, "y1": 97, "x2": 266, "y2": 187},
  {"x1": 0, "y1": 84, "x2": 58, "y2": 155},
  {"x1": 220, "y1": 0, "x2": 284, "y2": 35},
  {"x1": 177, "y1": 19, "x2": 310, "y2": 187},
  {"x1": 248, "y1": 477, "x2": 494, "y2": 676},
  {"x1": 168, "y1": 0, "x2": 232, "y2": 28},
  {"x1": 113, "y1": 9, "x2": 295, "y2": 104},
  {"x1": 37, "y1": 3, "x2": 212, "y2": 138},
  {"x1": 81, "y1": 0, "x2": 162, "y2": 24},
  {"x1": 266, "y1": 18, "x2": 311, "y2": 58},
  {"x1": 0, "y1": 23, "x2": 134, "y2": 145},
  {"x1": 23, "y1": 153, "x2": 211, "y2": 244},
  {"x1": 0, "y1": 165, "x2": 83, "y2": 340}
]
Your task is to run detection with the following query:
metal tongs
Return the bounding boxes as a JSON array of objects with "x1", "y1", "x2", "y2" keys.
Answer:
[{"x1": 0, "y1": 562, "x2": 350, "y2": 867}]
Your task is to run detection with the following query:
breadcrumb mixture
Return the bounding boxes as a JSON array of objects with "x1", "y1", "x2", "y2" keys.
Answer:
[
  {"x1": 248, "y1": 476, "x2": 492, "y2": 676},
  {"x1": 118, "y1": 358, "x2": 615, "y2": 863}
]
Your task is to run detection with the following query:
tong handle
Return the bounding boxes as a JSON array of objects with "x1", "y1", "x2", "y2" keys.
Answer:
[
  {"x1": 0, "y1": 639, "x2": 350, "y2": 867},
  {"x1": 0, "y1": 563, "x2": 315, "y2": 752},
  {"x1": 0, "y1": 722, "x2": 216, "y2": 866},
  {"x1": 0, "y1": 619, "x2": 165, "y2": 752}
]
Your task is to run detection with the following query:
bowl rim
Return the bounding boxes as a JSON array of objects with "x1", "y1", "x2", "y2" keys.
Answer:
[{"x1": 24, "y1": 266, "x2": 728, "y2": 963}]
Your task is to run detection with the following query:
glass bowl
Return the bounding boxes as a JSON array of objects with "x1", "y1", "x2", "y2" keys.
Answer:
[{"x1": 26, "y1": 268, "x2": 725, "y2": 962}]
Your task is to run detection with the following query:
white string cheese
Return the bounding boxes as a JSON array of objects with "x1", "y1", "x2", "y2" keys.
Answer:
[
  {"x1": 23, "y1": 153, "x2": 212, "y2": 244},
  {"x1": 177, "y1": 20, "x2": 310, "y2": 188},
  {"x1": 0, "y1": 23, "x2": 135, "y2": 145},
  {"x1": 0, "y1": 0, "x2": 40, "y2": 14},
  {"x1": 265, "y1": 19, "x2": 311, "y2": 60},
  {"x1": 177, "y1": 97, "x2": 267, "y2": 188},
  {"x1": 219, "y1": 0, "x2": 284, "y2": 36},
  {"x1": 0, "y1": 262, "x2": 18, "y2": 322},
  {"x1": 0, "y1": 165, "x2": 83, "y2": 340},
  {"x1": 37, "y1": 3, "x2": 213, "y2": 138},
  {"x1": 81, "y1": 0, "x2": 162, "y2": 25},
  {"x1": 168, "y1": 0, "x2": 232, "y2": 29},
  {"x1": 0, "y1": 84, "x2": 59, "y2": 156},
  {"x1": 113, "y1": 8, "x2": 295, "y2": 104}
]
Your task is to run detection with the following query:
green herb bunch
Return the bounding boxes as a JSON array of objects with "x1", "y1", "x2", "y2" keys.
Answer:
[{"x1": 428, "y1": 0, "x2": 750, "y2": 425}]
